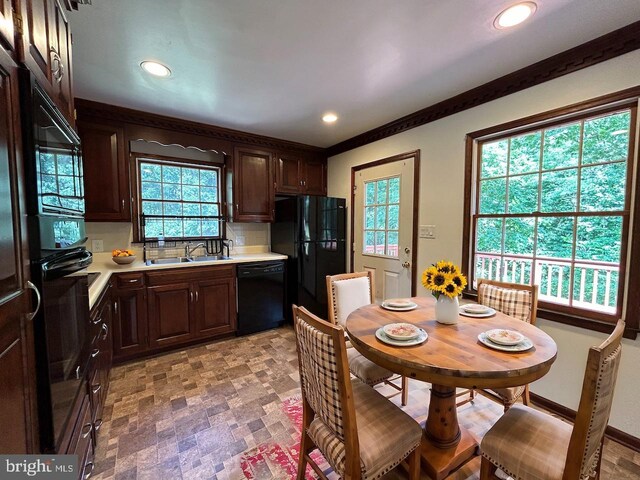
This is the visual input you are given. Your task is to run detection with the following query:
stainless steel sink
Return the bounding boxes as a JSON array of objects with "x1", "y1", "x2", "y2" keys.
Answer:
[
  {"x1": 148, "y1": 257, "x2": 193, "y2": 265},
  {"x1": 191, "y1": 255, "x2": 233, "y2": 262}
]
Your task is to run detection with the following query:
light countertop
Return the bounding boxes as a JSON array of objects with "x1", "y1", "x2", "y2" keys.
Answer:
[{"x1": 86, "y1": 251, "x2": 287, "y2": 309}]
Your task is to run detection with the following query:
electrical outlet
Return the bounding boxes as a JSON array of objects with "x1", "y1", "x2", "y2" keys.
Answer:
[
  {"x1": 92, "y1": 239, "x2": 104, "y2": 252},
  {"x1": 419, "y1": 225, "x2": 436, "y2": 239},
  {"x1": 236, "y1": 235, "x2": 245, "y2": 246}
]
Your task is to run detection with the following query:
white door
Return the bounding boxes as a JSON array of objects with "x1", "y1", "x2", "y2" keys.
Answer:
[{"x1": 353, "y1": 158, "x2": 414, "y2": 302}]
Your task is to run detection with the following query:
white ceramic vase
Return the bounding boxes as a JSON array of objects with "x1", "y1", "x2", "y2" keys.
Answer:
[{"x1": 435, "y1": 295, "x2": 459, "y2": 324}]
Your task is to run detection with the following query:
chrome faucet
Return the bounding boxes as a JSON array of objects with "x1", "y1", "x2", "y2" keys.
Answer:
[{"x1": 185, "y1": 242, "x2": 206, "y2": 259}]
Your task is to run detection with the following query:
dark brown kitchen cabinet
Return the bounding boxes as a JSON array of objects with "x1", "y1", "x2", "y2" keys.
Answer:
[
  {"x1": 275, "y1": 154, "x2": 326, "y2": 196},
  {"x1": 0, "y1": 0, "x2": 15, "y2": 52},
  {"x1": 147, "y1": 282, "x2": 193, "y2": 348},
  {"x1": 195, "y1": 276, "x2": 236, "y2": 338},
  {"x1": 0, "y1": 44, "x2": 37, "y2": 454},
  {"x1": 79, "y1": 120, "x2": 130, "y2": 221},
  {"x1": 112, "y1": 286, "x2": 147, "y2": 360},
  {"x1": 88, "y1": 283, "x2": 112, "y2": 433},
  {"x1": 17, "y1": 0, "x2": 75, "y2": 125},
  {"x1": 303, "y1": 159, "x2": 326, "y2": 195},
  {"x1": 231, "y1": 146, "x2": 275, "y2": 222},
  {"x1": 64, "y1": 393, "x2": 94, "y2": 479}
]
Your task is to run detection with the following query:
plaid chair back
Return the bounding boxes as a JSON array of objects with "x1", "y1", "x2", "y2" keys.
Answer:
[
  {"x1": 478, "y1": 281, "x2": 534, "y2": 323},
  {"x1": 566, "y1": 320, "x2": 624, "y2": 479},
  {"x1": 294, "y1": 308, "x2": 347, "y2": 440}
]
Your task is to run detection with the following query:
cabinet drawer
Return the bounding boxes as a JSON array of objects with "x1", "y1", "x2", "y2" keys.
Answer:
[
  {"x1": 67, "y1": 393, "x2": 93, "y2": 456},
  {"x1": 146, "y1": 265, "x2": 235, "y2": 286},
  {"x1": 115, "y1": 273, "x2": 145, "y2": 289}
]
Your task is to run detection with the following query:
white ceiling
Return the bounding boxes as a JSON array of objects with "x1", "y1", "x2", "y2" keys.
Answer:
[{"x1": 69, "y1": 1, "x2": 640, "y2": 148}]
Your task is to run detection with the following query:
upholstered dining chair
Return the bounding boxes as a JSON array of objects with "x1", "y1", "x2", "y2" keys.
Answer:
[
  {"x1": 460, "y1": 279, "x2": 539, "y2": 410},
  {"x1": 326, "y1": 271, "x2": 409, "y2": 406},
  {"x1": 480, "y1": 318, "x2": 625, "y2": 480},
  {"x1": 292, "y1": 305, "x2": 422, "y2": 480}
]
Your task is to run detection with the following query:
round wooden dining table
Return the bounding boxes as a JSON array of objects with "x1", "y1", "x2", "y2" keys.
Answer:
[{"x1": 345, "y1": 296, "x2": 557, "y2": 480}]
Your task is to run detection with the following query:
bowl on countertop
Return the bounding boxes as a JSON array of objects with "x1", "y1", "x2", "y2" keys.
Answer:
[{"x1": 112, "y1": 255, "x2": 136, "y2": 265}]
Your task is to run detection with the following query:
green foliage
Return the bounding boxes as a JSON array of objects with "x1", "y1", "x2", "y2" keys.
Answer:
[{"x1": 476, "y1": 110, "x2": 631, "y2": 310}]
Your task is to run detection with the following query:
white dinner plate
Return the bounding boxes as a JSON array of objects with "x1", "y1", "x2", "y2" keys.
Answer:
[
  {"x1": 384, "y1": 298, "x2": 416, "y2": 308},
  {"x1": 459, "y1": 306, "x2": 496, "y2": 318},
  {"x1": 376, "y1": 327, "x2": 428, "y2": 347},
  {"x1": 485, "y1": 328, "x2": 525, "y2": 346},
  {"x1": 383, "y1": 322, "x2": 421, "y2": 341},
  {"x1": 381, "y1": 302, "x2": 418, "y2": 312},
  {"x1": 477, "y1": 332, "x2": 533, "y2": 352}
]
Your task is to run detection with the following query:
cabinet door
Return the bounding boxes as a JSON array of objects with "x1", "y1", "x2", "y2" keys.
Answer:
[
  {"x1": 50, "y1": 0, "x2": 73, "y2": 124},
  {"x1": 79, "y1": 121, "x2": 129, "y2": 221},
  {"x1": 195, "y1": 277, "x2": 236, "y2": 338},
  {"x1": 0, "y1": 0, "x2": 15, "y2": 52},
  {"x1": 275, "y1": 154, "x2": 301, "y2": 195},
  {"x1": 113, "y1": 289, "x2": 147, "y2": 359},
  {"x1": 233, "y1": 147, "x2": 274, "y2": 222},
  {"x1": 147, "y1": 283, "x2": 193, "y2": 348},
  {"x1": 20, "y1": 0, "x2": 54, "y2": 87},
  {"x1": 0, "y1": 47, "x2": 36, "y2": 454},
  {"x1": 303, "y1": 159, "x2": 327, "y2": 196}
]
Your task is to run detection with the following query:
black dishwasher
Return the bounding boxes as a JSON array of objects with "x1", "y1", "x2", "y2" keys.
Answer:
[{"x1": 237, "y1": 261, "x2": 285, "y2": 335}]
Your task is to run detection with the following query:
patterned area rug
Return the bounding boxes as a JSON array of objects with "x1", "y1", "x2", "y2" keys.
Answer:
[{"x1": 240, "y1": 395, "x2": 329, "y2": 479}]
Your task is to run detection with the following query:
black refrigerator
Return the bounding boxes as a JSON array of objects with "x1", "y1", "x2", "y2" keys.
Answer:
[{"x1": 271, "y1": 196, "x2": 346, "y2": 320}]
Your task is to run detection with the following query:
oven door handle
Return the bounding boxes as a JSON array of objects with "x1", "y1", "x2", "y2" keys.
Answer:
[
  {"x1": 42, "y1": 249, "x2": 93, "y2": 280},
  {"x1": 25, "y1": 281, "x2": 41, "y2": 321}
]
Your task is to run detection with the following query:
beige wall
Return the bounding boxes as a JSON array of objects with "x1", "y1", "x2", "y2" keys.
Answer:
[
  {"x1": 327, "y1": 50, "x2": 640, "y2": 437},
  {"x1": 86, "y1": 221, "x2": 270, "y2": 254}
]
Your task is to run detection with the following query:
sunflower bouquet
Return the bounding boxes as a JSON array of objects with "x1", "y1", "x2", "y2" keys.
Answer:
[{"x1": 422, "y1": 260, "x2": 467, "y2": 299}]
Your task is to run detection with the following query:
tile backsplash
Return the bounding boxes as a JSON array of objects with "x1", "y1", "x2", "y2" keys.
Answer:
[{"x1": 85, "y1": 222, "x2": 270, "y2": 254}]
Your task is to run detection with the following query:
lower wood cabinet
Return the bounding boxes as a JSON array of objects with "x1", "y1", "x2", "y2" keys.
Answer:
[
  {"x1": 113, "y1": 286, "x2": 148, "y2": 359},
  {"x1": 113, "y1": 264, "x2": 236, "y2": 362},
  {"x1": 148, "y1": 282, "x2": 193, "y2": 348},
  {"x1": 195, "y1": 276, "x2": 236, "y2": 338}
]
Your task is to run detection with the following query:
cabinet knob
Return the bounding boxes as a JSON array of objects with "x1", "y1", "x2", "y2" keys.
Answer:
[
  {"x1": 91, "y1": 348, "x2": 100, "y2": 358},
  {"x1": 92, "y1": 383, "x2": 101, "y2": 394},
  {"x1": 101, "y1": 323, "x2": 109, "y2": 340}
]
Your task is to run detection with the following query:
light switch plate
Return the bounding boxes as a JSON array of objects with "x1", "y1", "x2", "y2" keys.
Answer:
[
  {"x1": 92, "y1": 239, "x2": 104, "y2": 252},
  {"x1": 420, "y1": 225, "x2": 436, "y2": 239}
]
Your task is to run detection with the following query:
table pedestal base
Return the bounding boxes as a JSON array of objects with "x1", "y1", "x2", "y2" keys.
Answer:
[{"x1": 419, "y1": 428, "x2": 479, "y2": 480}]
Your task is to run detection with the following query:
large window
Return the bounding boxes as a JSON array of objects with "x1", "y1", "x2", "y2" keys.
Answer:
[
  {"x1": 136, "y1": 158, "x2": 222, "y2": 240},
  {"x1": 465, "y1": 97, "x2": 638, "y2": 332}
]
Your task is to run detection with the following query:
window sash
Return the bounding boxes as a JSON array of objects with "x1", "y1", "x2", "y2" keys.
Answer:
[
  {"x1": 136, "y1": 157, "x2": 223, "y2": 240},
  {"x1": 467, "y1": 102, "x2": 637, "y2": 327}
]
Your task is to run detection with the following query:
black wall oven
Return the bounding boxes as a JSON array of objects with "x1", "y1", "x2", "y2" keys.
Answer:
[{"x1": 20, "y1": 70, "x2": 92, "y2": 452}]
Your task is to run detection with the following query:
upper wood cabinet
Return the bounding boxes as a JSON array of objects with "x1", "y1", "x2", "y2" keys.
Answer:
[
  {"x1": 231, "y1": 146, "x2": 275, "y2": 222},
  {"x1": 0, "y1": 0, "x2": 15, "y2": 52},
  {"x1": 78, "y1": 120, "x2": 130, "y2": 221},
  {"x1": 17, "y1": 0, "x2": 75, "y2": 125},
  {"x1": 275, "y1": 154, "x2": 327, "y2": 196}
]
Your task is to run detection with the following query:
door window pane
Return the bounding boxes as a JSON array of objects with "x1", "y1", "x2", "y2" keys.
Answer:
[{"x1": 362, "y1": 175, "x2": 401, "y2": 257}]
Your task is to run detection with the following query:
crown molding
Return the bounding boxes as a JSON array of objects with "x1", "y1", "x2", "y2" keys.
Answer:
[
  {"x1": 75, "y1": 99, "x2": 324, "y2": 155},
  {"x1": 327, "y1": 20, "x2": 640, "y2": 157}
]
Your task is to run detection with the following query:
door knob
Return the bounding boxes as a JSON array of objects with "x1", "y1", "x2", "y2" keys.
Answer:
[
  {"x1": 404, "y1": 247, "x2": 411, "y2": 254},
  {"x1": 402, "y1": 262, "x2": 411, "y2": 268}
]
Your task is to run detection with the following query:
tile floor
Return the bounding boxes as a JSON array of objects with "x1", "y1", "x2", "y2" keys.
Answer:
[{"x1": 91, "y1": 327, "x2": 640, "y2": 480}]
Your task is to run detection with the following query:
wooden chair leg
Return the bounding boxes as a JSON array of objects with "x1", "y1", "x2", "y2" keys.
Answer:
[
  {"x1": 407, "y1": 447, "x2": 421, "y2": 480},
  {"x1": 401, "y1": 376, "x2": 409, "y2": 406},
  {"x1": 297, "y1": 432, "x2": 314, "y2": 480},
  {"x1": 480, "y1": 456, "x2": 499, "y2": 480},
  {"x1": 523, "y1": 385, "x2": 531, "y2": 406}
]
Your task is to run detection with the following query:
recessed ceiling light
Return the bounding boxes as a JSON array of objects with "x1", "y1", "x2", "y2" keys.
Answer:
[
  {"x1": 322, "y1": 113, "x2": 338, "y2": 123},
  {"x1": 140, "y1": 60, "x2": 172, "y2": 77},
  {"x1": 494, "y1": 2, "x2": 537, "y2": 29}
]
